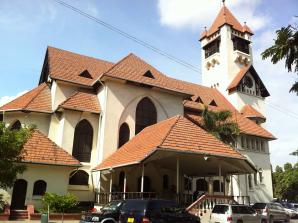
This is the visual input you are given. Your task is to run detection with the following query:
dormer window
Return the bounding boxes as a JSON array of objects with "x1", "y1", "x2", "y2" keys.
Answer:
[
  {"x1": 143, "y1": 70, "x2": 154, "y2": 79},
  {"x1": 232, "y1": 35, "x2": 250, "y2": 54},
  {"x1": 79, "y1": 70, "x2": 92, "y2": 79},
  {"x1": 204, "y1": 37, "x2": 220, "y2": 58},
  {"x1": 195, "y1": 97, "x2": 203, "y2": 104},
  {"x1": 209, "y1": 100, "x2": 217, "y2": 106},
  {"x1": 244, "y1": 76, "x2": 253, "y2": 88}
]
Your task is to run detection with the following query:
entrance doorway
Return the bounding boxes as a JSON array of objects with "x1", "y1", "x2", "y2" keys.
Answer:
[{"x1": 11, "y1": 179, "x2": 27, "y2": 210}]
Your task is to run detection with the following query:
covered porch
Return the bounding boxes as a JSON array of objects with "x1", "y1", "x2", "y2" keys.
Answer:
[{"x1": 92, "y1": 116, "x2": 255, "y2": 206}]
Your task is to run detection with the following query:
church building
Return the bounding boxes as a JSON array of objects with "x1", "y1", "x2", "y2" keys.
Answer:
[{"x1": 0, "y1": 2, "x2": 275, "y2": 214}]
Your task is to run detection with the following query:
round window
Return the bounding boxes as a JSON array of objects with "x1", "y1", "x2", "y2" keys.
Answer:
[{"x1": 244, "y1": 76, "x2": 253, "y2": 88}]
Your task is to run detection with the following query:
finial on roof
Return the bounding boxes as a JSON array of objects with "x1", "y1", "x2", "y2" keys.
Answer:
[
  {"x1": 244, "y1": 21, "x2": 247, "y2": 25},
  {"x1": 222, "y1": 0, "x2": 225, "y2": 6},
  {"x1": 204, "y1": 26, "x2": 207, "y2": 31}
]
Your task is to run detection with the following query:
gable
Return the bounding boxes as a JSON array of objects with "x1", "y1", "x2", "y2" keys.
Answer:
[{"x1": 227, "y1": 65, "x2": 270, "y2": 97}]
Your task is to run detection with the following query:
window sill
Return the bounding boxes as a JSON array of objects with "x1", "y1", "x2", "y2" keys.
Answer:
[{"x1": 68, "y1": 185, "x2": 90, "y2": 191}]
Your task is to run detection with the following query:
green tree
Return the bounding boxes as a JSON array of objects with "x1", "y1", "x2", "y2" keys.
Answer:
[
  {"x1": 273, "y1": 163, "x2": 298, "y2": 201},
  {"x1": 0, "y1": 122, "x2": 32, "y2": 189},
  {"x1": 201, "y1": 107, "x2": 240, "y2": 145},
  {"x1": 290, "y1": 149, "x2": 298, "y2": 156},
  {"x1": 261, "y1": 25, "x2": 298, "y2": 94}
]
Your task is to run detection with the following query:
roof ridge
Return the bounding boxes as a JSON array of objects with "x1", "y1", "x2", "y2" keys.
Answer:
[
  {"x1": 23, "y1": 83, "x2": 47, "y2": 110},
  {"x1": 59, "y1": 91, "x2": 80, "y2": 107},
  {"x1": 158, "y1": 115, "x2": 182, "y2": 148},
  {"x1": 93, "y1": 53, "x2": 134, "y2": 85},
  {"x1": 47, "y1": 46, "x2": 113, "y2": 65}
]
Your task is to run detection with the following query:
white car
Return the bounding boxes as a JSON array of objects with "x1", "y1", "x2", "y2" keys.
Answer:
[{"x1": 209, "y1": 204, "x2": 262, "y2": 223}]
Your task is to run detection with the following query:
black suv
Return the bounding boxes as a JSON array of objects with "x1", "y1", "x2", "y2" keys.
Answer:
[
  {"x1": 80, "y1": 200, "x2": 124, "y2": 223},
  {"x1": 119, "y1": 199, "x2": 200, "y2": 223}
]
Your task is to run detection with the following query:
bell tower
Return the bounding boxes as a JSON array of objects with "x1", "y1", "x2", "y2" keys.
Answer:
[
  {"x1": 200, "y1": 1, "x2": 253, "y2": 95},
  {"x1": 200, "y1": 1, "x2": 269, "y2": 115}
]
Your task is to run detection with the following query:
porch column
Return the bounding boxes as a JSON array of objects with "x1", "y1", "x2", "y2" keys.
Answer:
[
  {"x1": 123, "y1": 172, "x2": 127, "y2": 199},
  {"x1": 219, "y1": 163, "x2": 222, "y2": 193},
  {"x1": 141, "y1": 163, "x2": 145, "y2": 193},
  {"x1": 176, "y1": 157, "x2": 180, "y2": 202},
  {"x1": 109, "y1": 171, "x2": 113, "y2": 202}
]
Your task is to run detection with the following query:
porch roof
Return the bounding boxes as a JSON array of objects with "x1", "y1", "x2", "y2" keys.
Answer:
[{"x1": 94, "y1": 116, "x2": 255, "y2": 174}]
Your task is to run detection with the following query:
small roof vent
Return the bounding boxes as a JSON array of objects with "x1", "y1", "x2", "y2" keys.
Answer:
[
  {"x1": 209, "y1": 100, "x2": 217, "y2": 106},
  {"x1": 195, "y1": 96, "x2": 203, "y2": 104},
  {"x1": 79, "y1": 70, "x2": 92, "y2": 79},
  {"x1": 143, "y1": 70, "x2": 155, "y2": 79}
]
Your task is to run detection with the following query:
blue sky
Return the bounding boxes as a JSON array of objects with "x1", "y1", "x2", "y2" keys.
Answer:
[{"x1": 0, "y1": 0, "x2": 298, "y2": 168}]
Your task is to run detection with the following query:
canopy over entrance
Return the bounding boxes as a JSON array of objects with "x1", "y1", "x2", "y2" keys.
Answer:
[{"x1": 94, "y1": 116, "x2": 256, "y2": 174}]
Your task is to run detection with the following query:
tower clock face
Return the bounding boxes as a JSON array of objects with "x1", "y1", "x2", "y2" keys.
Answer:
[{"x1": 244, "y1": 76, "x2": 253, "y2": 88}]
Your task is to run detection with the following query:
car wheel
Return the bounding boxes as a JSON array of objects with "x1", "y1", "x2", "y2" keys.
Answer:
[{"x1": 261, "y1": 219, "x2": 267, "y2": 223}]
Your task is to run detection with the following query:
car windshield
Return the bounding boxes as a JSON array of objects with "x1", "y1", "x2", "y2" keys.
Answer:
[
  {"x1": 212, "y1": 205, "x2": 229, "y2": 214},
  {"x1": 252, "y1": 203, "x2": 266, "y2": 209},
  {"x1": 121, "y1": 200, "x2": 148, "y2": 212},
  {"x1": 232, "y1": 206, "x2": 254, "y2": 214},
  {"x1": 101, "y1": 201, "x2": 122, "y2": 211}
]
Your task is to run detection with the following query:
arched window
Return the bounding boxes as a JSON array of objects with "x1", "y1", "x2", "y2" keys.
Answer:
[
  {"x1": 213, "y1": 180, "x2": 224, "y2": 192},
  {"x1": 11, "y1": 120, "x2": 21, "y2": 130},
  {"x1": 163, "y1": 175, "x2": 169, "y2": 189},
  {"x1": 118, "y1": 123, "x2": 130, "y2": 148},
  {"x1": 33, "y1": 180, "x2": 47, "y2": 196},
  {"x1": 196, "y1": 179, "x2": 208, "y2": 191},
  {"x1": 248, "y1": 174, "x2": 253, "y2": 189},
  {"x1": 69, "y1": 170, "x2": 89, "y2": 185},
  {"x1": 72, "y1": 119, "x2": 93, "y2": 162},
  {"x1": 135, "y1": 97, "x2": 157, "y2": 134}
]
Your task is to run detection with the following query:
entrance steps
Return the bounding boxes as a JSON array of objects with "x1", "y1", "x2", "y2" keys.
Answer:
[{"x1": 10, "y1": 210, "x2": 28, "y2": 220}]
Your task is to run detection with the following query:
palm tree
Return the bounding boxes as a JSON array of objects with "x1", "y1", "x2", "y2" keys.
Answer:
[
  {"x1": 290, "y1": 149, "x2": 298, "y2": 156},
  {"x1": 201, "y1": 107, "x2": 240, "y2": 146},
  {"x1": 261, "y1": 24, "x2": 298, "y2": 94}
]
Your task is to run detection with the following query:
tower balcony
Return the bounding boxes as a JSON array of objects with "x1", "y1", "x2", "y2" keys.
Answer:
[
  {"x1": 233, "y1": 50, "x2": 251, "y2": 66},
  {"x1": 205, "y1": 52, "x2": 220, "y2": 70}
]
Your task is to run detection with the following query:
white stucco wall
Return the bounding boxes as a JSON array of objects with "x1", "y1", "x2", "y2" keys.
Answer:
[
  {"x1": 98, "y1": 80, "x2": 185, "y2": 162},
  {"x1": 2, "y1": 164, "x2": 75, "y2": 209},
  {"x1": 3, "y1": 112, "x2": 51, "y2": 135}
]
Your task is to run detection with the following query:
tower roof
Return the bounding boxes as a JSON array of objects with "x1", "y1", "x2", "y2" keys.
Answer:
[{"x1": 200, "y1": 4, "x2": 253, "y2": 40}]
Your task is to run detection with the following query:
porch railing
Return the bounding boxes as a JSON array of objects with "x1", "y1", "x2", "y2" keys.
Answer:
[
  {"x1": 95, "y1": 192, "x2": 157, "y2": 205},
  {"x1": 186, "y1": 195, "x2": 249, "y2": 216}
]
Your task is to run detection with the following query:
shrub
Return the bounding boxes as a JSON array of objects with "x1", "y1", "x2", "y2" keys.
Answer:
[{"x1": 42, "y1": 192, "x2": 78, "y2": 213}]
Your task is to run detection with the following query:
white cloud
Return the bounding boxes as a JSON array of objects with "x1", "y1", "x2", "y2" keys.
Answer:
[
  {"x1": 253, "y1": 27, "x2": 298, "y2": 168},
  {"x1": 0, "y1": 91, "x2": 28, "y2": 107},
  {"x1": 157, "y1": 0, "x2": 269, "y2": 31}
]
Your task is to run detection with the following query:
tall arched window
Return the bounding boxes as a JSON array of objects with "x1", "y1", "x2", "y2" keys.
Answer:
[
  {"x1": 72, "y1": 119, "x2": 93, "y2": 162},
  {"x1": 135, "y1": 97, "x2": 157, "y2": 134},
  {"x1": 163, "y1": 175, "x2": 169, "y2": 189},
  {"x1": 118, "y1": 123, "x2": 130, "y2": 148},
  {"x1": 33, "y1": 180, "x2": 47, "y2": 196},
  {"x1": 69, "y1": 170, "x2": 89, "y2": 185},
  {"x1": 11, "y1": 120, "x2": 21, "y2": 130},
  {"x1": 119, "y1": 171, "x2": 125, "y2": 192}
]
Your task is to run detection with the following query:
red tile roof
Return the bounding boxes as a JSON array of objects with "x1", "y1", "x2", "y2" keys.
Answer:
[
  {"x1": 200, "y1": 5, "x2": 253, "y2": 40},
  {"x1": 0, "y1": 83, "x2": 52, "y2": 113},
  {"x1": 59, "y1": 91, "x2": 101, "y2": 114},
  {"x1": 22, "y1": 130, "x2": 81, "y2": 166},
  {"x1": 101, "y1": 53, "x2": 191, "y2": 96},
  {"x1": 241, "y1": 104, "x2": 266, "y2": 120},
  {"x1": 47, "y1": 46, "x2": 114, "y2": 86},
  {"x1": 95, "y1": 116, "x2": 244, "y2": 170},
  {"x1": 227, "y1": 65, "x2": 250, "y2": 91}
]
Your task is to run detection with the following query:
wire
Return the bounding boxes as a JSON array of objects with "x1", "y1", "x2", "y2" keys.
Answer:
[
  {"x1": 52, "y1": 0, "x2": 298, "y2": 121},
  {"x1": 52, "y1": 0, "x2": 201, "y2": 73}
]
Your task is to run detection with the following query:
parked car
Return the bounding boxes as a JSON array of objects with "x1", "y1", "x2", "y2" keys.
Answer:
[
  {"x1": 280, "y1": 202, "x2": 298, "y2": 219},
  {"x1": 209, "y1": 204, "x2": 261, "y2": 223},
  {"x1": 80, "y1": 200, "x2": 124, "y2": 223},
  {"x1": 119, "y1": 199, "x2": 200, "y2": 223},
  {"x1": 252, "y1": 202, "x2": 290, "y2": 223}
]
